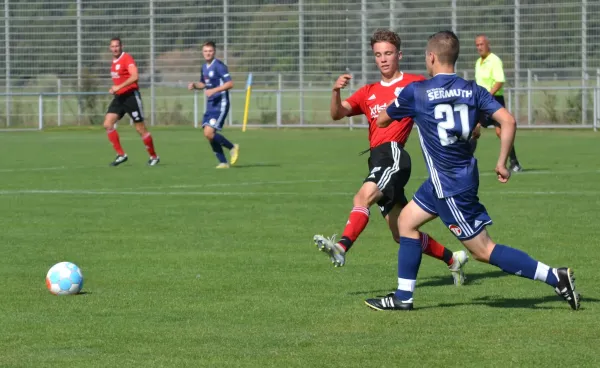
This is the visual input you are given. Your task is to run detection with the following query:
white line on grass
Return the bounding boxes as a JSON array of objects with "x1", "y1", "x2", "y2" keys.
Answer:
[
  {"x1": 0, "y1": 166, "x2": 68, "y2": 173},
  {"x1": 129, "y1": 169, "x2": 599, "y2": 191}
]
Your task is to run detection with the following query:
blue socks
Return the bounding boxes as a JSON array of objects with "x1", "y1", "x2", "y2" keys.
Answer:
[
  {"x1": 209, "y1": 133, "x2": 233, "y2": 164},
  {"x1": 213, "y1": 133, "x2": 234, "y2": 150},
  {"x1": 489, "y1": 244, "x2": 558, "y2": 287},
  {"x1": 210, "y1": 140, "x2": 227, "y2": 163},
  {"x1": 394, "y1": 237, "x2": 423, "y2": 301}
]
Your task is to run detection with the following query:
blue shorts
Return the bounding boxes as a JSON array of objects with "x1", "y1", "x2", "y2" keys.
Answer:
[
  {"x1": 413, "y1": 179, "x2": 492, "y2": 240},
  {"x1": 202, "y1": 100, "x2": 230, "y2": 131}
]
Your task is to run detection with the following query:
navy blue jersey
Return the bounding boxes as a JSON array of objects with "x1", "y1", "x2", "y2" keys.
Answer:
[
  {"x1": 386, "y1": 73, "x2": 502, "y2": 198},
  {"x1": 201, "y1": 59, "x2": 232, "y2": 104}
]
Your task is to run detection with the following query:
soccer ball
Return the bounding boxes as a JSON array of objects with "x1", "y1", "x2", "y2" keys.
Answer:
[{"x1": 45, "y1": 262, "x2": 84, "y2": 295}]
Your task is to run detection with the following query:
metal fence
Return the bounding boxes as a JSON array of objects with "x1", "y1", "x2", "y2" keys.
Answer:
[
  {"x1": 2, "y1": 69, "x2": 600, "y2": 130},
  {"x1": 1, "y1": 0, "x2": 599, "y2": 128}
]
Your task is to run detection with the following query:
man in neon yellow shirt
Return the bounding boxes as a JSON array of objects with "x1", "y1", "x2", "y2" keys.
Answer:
[{"x1": 471, "y1": 34, "x2": 522, "y2": 172}]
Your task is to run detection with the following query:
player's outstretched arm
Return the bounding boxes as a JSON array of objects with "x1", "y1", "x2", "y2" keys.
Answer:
[
  {"x1": 330, "y1": 74, "x2": 353, "y2": 120},
  {"x1": 491, "y1": 107, "x2": 516, "y2": 182}
]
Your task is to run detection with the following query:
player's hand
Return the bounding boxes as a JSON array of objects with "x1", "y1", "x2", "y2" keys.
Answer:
[
  {"x1": 333, "y1": 74, "x2": 352, "y2": 91},
  {"x1": 205, "y1": 89, "x2": 216, "y2": 98},
  {"x1": 188, "y1": 82, "x2": 196, "y2": 91},
  {"x1": 471, "y1": 123, "x2": 482, "y2": 140},
  {"x1": 495, "y1": 164, "x2": 511, "y2": 183},
  {"x1": 109, "y1": 86, "x2": 119, "y2": 94}
]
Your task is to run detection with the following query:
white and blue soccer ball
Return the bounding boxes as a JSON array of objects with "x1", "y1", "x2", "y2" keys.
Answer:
[{"x1": 45, "y1": 262, "x2": 84, "y2": 295}]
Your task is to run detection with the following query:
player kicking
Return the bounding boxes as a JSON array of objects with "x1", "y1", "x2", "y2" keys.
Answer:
[
  {"x1": 104, "y1": 37, "x2": 159, "y2": 166},
  {"x1": 188, "y1": 41, "x2": 239, "y2": 169},
  {"x1": 313, "y1": 29, "x2": 468, "y2": 285},
  {"x1": 366, "y1": 31, "x2": 580, "y2": 311}
]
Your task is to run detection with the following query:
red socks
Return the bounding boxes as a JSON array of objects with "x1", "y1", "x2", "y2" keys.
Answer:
[
  {"x1": 142, "y1": 133, "x2": 157, "y2": 158},
  {"x1": 107, "y1": 129, "x2": 158, "y2": 159},
  {"x1": 420, "y1": 232, "x2": 454, "y2": 266},
  {"x1": 107, "y1": 129, "x2": 125, "y2": 156},
  {"x1": 338, "y1": 206, "x2": 370, "y2": 251}
]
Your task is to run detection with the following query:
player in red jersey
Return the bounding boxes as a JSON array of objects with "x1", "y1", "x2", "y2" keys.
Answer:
[
  {"x1": 313, "y1": 29, "x2": 468, "y2": 285},
  {"x1": 103, "y1": 37, "x2": 159, "y2": 166}
]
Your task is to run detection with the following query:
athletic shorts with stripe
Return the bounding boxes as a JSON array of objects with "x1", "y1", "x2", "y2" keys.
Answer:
[
  {"x1": 413, "y1": 179, "x2": 493, "y2": 240},
  {"x1": 107, "y1": 90, "x2": 145, "y2": 123},
  {"x1": 202, "y1": 96, "x2": 230, "y2": 131},
  {"x1": 363, "y1": 142, "x2": 412, "y2": 217}
]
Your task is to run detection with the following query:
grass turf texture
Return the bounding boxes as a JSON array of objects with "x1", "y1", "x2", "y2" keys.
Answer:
[{"x1": 0, "y1": 128, "x2": 598, "y2": 367}]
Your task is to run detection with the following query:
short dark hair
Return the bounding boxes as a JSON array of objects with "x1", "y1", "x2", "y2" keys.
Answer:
[
  {"x1": 110, "y1": 37, "x2": 122, "y2": 46},
  {"x1": 427, "y1": 31, "x2": 460, "y2": 65},
  {"x1": 370, "y1": 29, "x2": 401, "y2": 51},
  {"x1": 202, "y1": 41, "x2": 216, "y2": 49}
]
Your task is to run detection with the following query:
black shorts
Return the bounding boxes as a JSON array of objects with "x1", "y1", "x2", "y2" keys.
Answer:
[
  {"x1": 480, "y1": 95, "x2": 505, "y2": 128},
  {"x1": 364, "y1": 142, "x2": 412, "y2": 217},
  {"x1": 107, "y1": 90, "x2": 144, "y2": 123}
]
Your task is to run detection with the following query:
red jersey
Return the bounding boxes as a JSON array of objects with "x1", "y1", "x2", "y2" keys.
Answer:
[
  {"x1": 111, "y1": 52, "x2": 139, "y2": 95},
  {"x1": 345, "y1": 73, "x2": 426, "y2": 148}
]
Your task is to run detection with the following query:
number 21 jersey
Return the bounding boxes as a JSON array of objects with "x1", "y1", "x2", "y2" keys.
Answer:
[{"x1": 385, "y1": 73, "x2": 502, "y2": 198}]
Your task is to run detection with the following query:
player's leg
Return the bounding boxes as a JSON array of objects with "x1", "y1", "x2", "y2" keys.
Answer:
[
  {"x1": 438, "y1": 188, "x2": 578, "y2": 310},
  {"x1": 313, "y1": 180, "x2": 380, "y2": 267},
  {"x1": 313, "y1": 142, "x2": 399, "y2": 267},
  {"x1": 385, "y1": 202, "x2": 468, "y2": 286},
  {"x1": 210, "y1": 102, "x2": 240, "y2": 165},
  {"x1": 461, "y1": 228, "x2": 579, "y2": 310},
  {"x1": 133, "y1": 122, "x2": 159, "y2": 166},
  {"x1": 126, "y1": 91, "x2": 159, "y2": 165},
  {"x1": 202, "y1": 122, "x2": 228, "y2": 168},
  {"x1": 364, "y1": 187, "x2": 438, "y2": 311},
  {"x1": 104, "y1": 98, "x2": 128, "y2": 166}
]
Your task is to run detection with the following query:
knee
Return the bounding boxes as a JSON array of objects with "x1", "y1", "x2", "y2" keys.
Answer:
[
  {"x1": 397, "y1": 213, "x2": 414, "y2": 236},
  {"x1": 103, "y1": 120, "x2": 114, "y2": 130},
  {"x1": 469, "y1": 241, "x2": 495, "y2": 262},
  {"x1": 135, "y1": 124, "x2": 147, "y2": 135},
  {"x1": 353, "y1": 192, "x2": 372, "y2": 208},
  {"x1": 203, "y1": 130, "x2": 215, "y2": 141}
]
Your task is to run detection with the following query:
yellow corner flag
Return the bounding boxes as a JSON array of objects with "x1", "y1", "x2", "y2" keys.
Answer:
[{"x1": 242, "y1": 73, "x2": 253, "y2": 132}]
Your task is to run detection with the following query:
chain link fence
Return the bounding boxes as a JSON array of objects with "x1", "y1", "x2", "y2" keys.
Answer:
[{"x1": 0, "y1": 0, "x2": 599, "y2": 128}]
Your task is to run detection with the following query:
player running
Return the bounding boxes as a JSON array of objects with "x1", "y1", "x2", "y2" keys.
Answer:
[
  {"x1": 188, "y1": 41, "x2": 239, "y2": 169},
  {"x1": 104, "y1": 37, "x2": 159, "y2": 166},
  {"x1": 313, "y1": 29, "x2": 468, "y2": 285},
  {"x1": 366, "y1": 30, "x2": 580, "y2": 311}
]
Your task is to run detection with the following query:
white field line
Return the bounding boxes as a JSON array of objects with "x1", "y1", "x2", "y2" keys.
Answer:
[{"x1": 132, "y1": 169, "x2": 600, "y2": 190}]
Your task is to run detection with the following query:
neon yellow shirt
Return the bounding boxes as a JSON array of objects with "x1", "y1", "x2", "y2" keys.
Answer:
[{"x1": 475, "y1": 53, "x2": 505, "y2": 96}]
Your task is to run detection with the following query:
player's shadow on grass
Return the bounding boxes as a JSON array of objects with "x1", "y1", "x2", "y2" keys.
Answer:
[
  {"x1": 346, "y1": 271, "x2": 507, "y2": 296},
  {"x1": 232, "y1": 163, "x2": 281, "y2": 169},
  {"x1": 418, "y1": 270, "x2": 508, "y2": 287},
  {"x1": 430, "y1": 294, "x2": 599, "y2": 310}
]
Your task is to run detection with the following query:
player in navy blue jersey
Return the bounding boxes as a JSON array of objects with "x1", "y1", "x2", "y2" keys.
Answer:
[
  {"x1": 188, "y1": 41, "x2": 239, "y2": 168},
  {"x1": 364, "y1": 31, "x2": 580, "y2": 311}
]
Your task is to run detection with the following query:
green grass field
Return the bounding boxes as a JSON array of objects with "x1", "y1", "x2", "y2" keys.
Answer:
[{"x1": 0, "y1": 128, "x2": 599, "y2": 367}]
